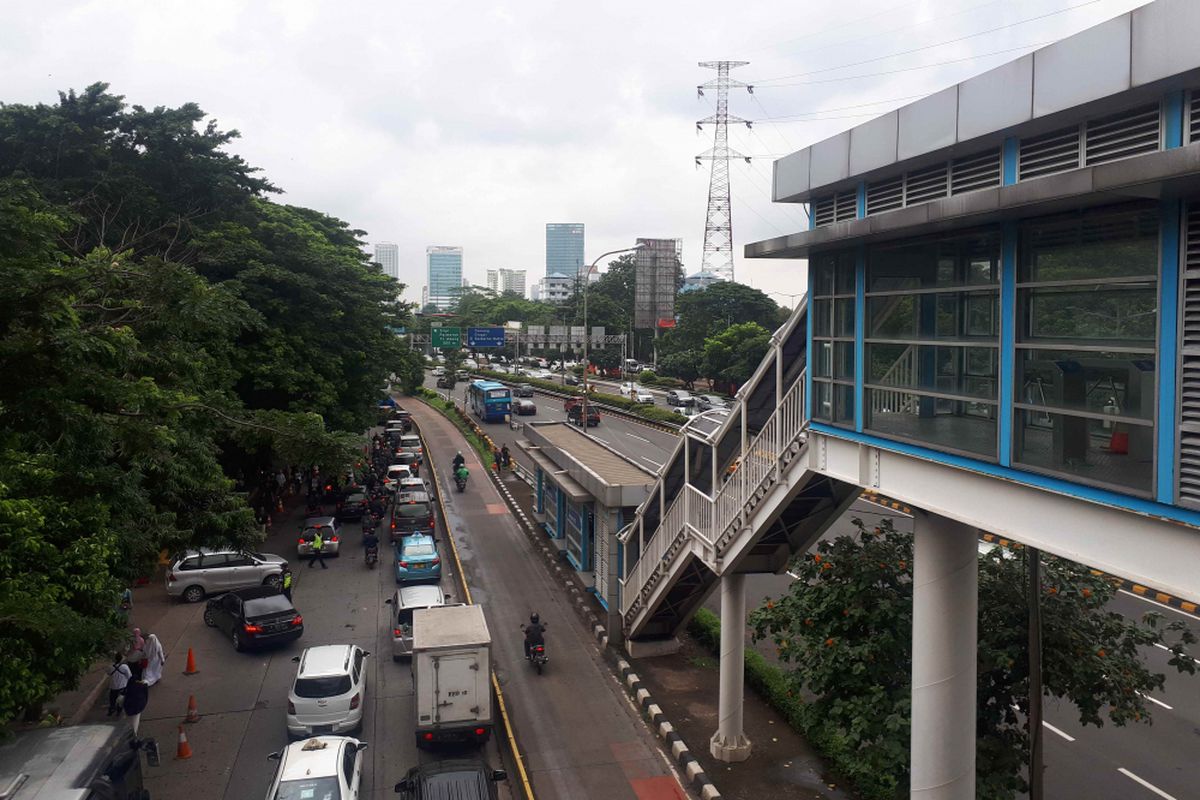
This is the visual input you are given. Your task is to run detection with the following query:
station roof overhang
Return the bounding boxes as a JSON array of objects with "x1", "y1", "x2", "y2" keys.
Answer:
[
  {"x1": 520, "y1": 422, "x2": 655, "y2": 507},
  {"x1": 747, "y1": 143, "x2": 1200, "y2": 260}
]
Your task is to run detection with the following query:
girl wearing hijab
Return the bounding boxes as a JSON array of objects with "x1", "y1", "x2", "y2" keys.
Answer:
[
  {"x1": 130, "y1": 627, "x2": 146, "y2": 652},
  {"x1": 143, "y1": 633, "x2": 166, "y2": 686}
]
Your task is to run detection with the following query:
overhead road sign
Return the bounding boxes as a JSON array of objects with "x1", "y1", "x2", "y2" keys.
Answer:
[
  {"x1": 467, "y1": 327, "x2": 506, "y2": 347},
  {"x1": 431, "y1": 327, "x2": 461, "y2": 348}
]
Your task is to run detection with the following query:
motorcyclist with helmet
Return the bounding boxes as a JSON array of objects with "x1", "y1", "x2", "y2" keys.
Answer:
[{"x1": 522, "y1": 612, "x2": 546, "y2": 660}]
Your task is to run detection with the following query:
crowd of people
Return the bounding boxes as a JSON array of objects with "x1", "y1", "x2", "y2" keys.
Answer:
[{"x1": 106, "y1": 626, "x2": 166, "y2": 733}]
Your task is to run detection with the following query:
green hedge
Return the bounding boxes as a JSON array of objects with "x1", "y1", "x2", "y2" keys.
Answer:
[
  {"x1": 475, "y1": 369, "x2": 686, "y2": 427},
  {"x1": 688, "y1": 608, "x2": 894, "y2": 800}
]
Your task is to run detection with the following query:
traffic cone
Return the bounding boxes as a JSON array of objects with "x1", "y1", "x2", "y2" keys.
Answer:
[
  {"x1": 276, "y1": 498, "x2": 283, "y2": 512},
  {"x1": 183, "y1": 648, "x2": 198, "y2": 675},
  {"x1": 185, "y1": 694, "x2": 200, "y2": 723},
  {"x1": 175, "y1": 725, "x2": 193, "y2": 759}
]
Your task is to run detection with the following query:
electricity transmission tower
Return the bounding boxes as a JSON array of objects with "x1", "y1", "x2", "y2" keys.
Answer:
[{"x1": 696, "y1": 61, "x2": 752, "y2": 283}]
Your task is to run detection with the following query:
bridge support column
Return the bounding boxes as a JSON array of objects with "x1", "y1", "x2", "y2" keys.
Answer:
[
  {"x1": 911, "y1": 511, "x2": 977, "y2": 800},
  {"x1": 710, "y1": 572, "x2": 751, "y2": 762}
]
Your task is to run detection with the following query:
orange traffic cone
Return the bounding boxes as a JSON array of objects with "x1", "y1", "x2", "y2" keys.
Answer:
[
  {"x1": 185, "y1": 694, "x2": 200, "y2": 723},
  {"x1": 276, "y1": 498, "x2": 283, "y2": 512},
  {"x1": 175, "y1": 725, "x2": 193, "y2": 760},
  {"x1": 183, "y1": 648, "x2": 198, "y2": 675}
]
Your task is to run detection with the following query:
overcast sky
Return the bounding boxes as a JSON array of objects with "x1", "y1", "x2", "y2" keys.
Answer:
[{"x1": 2, "y1": 0, "x2": 1148, "y2": 305}]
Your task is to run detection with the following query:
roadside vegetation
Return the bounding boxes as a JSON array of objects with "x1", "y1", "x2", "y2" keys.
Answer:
[
  {"x1": 0, "y1": 83, "x2": 417, "y2": 724},
  {"x1": 692, "y1": 518, "x2": 1197, "y2": 800}
]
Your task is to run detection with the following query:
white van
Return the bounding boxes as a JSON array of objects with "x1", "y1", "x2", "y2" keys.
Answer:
[{"x1": 287, "y1": 645, "x2": 369, "y2": 738}]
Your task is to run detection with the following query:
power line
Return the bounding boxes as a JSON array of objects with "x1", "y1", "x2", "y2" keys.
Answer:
[
  {"x1": 754, "y1": 0, "x2": 1102, "y2": 84},
  {"x1": 696, "y1": 61, "x2": 753, "y2": 282}
]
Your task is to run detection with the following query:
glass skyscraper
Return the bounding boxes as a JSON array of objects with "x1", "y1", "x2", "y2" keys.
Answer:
[
  {"x1": 545, "y1": 223, "x2": 584, "y2": 277},
  {"x1": 373, "y1": 242, "x2": 399, "y2": 281},
  {"x1": 426, "y1": 246, "x2": 463, "y2": 311}
]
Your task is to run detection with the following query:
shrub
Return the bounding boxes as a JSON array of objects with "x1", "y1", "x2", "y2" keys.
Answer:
[{"x1": 639, "y1": 369, "x2": 658, "y2": 384}]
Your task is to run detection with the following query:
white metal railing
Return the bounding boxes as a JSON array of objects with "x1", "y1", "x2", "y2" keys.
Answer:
[
  {"x1": 620, "y1": 491, "x2": 688, "y2": 616},
  {"x1": 685, "y1": 483, "x2": 714, "y2": 546},
  {"x1": 870, "y1": 345, "x2": 917, "y2": 415}
]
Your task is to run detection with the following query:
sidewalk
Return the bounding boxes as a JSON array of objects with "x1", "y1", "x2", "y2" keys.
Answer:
[{"x1": 493, "y1": 457, "x2": 853, "y2": 800}]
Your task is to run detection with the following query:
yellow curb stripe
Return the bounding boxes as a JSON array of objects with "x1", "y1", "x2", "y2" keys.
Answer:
[
  {"x1": 1132, "y1": 584, "x2": 1148, "y2": 595},
  {"x1": 1156, "y1": 592, "x2": 1172, "y2": 604},
  {"x1": 420, "y1": 411, "x2": 537, "y2": 800},
  {"x1": 1182, "y1": 602, "x2": 1198, "y2": 614}
]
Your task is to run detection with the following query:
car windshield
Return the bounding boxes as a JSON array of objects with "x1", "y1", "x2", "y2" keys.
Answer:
[
  {"x1": 346, "y1": 494, "x2": 365, "y2": 503},
  {"x1": 400, "y1": 436, "x2": 421, "y2": 447},
  {"x1": 245, "y1": 595, "x2": 295, "y2": 617},
  {"x1": 301, "y1": 526, "x2": 333, "y2": 539},
  {"x1": 275, "y1": 776, "x2": 340, "y2": 800},
  {"x1": 293, "y1": 675, "x2": 352, "y2": 698},
  {"x1": 403, "y1": 543, "x2": 436, "y2": 557},
  {"x1": 396, "y1": 504, "x2": 430, "y2": 518}
]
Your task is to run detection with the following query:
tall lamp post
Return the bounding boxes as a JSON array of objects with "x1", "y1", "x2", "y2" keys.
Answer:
[{"x1": 581, "y1": 244, "x2": 644, "y2": 429}]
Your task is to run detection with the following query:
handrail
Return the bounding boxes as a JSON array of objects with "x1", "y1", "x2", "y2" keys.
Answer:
[{"x1": 620, "y1": 491, "x2": 688, "y2": 616}]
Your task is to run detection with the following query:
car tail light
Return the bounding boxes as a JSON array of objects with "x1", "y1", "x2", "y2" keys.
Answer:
[
  {"x1": 428, "y1": 517, "x2": 435, "y2": 529},
  {"x1": 287, "y1": 700, "x2": 296, "y2": 714},
  {"x1": 244, "y1": 624, "x2": 262, "y2": 634},
  {"x1": 399, "y1": 561, "x2": 409, "y2": 569},
  {"x1": 167, "y1": 571, "x2": 176, "y2": 583},
  {"x1": 291, "y1": 615, "x2": 303, "y2": 626},
  {"x1": 349, "y1": 693, "x2": 361, "y2": 710},
  {"x1": 430, "y1": 558, "x2": 440, "y2": 567},
  {"x1": 535, "y1": 645, "x2": 544, "y2": 653},
  {"x1": 393, "y1": 628, "x2": 403, "y2": 637},
  {"x1": 423, "y1": 733, "x2": 434, "y2": 741},
  {"x1": 297, "y1": 538, "x2": 305, "y2": 544},
  {"x1": 391, "y1": 520, "x2": 396, "y2": 529},
  {"x1": 330, "y1": 536, "x2": 338, "y2": 543},
  {"x1": 474, "y1": 727, "x2": 486, "y2": 736}
]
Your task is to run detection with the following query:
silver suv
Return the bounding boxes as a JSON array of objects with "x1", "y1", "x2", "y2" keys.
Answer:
[{"x1": 166, "y1": 548, "x2": 287, "y2": 603}]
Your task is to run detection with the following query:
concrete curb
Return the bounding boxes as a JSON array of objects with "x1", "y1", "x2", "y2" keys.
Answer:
[{"x1": 486, "y1": 467, "x2": 720, "y2": 799}]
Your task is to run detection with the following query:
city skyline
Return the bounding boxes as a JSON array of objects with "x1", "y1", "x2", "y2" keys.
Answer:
[
  {"x1": 425, "y1": 245, "x2": 463, "y2": 311},
  {"x1": 373, "y1": 241, "x2": 399, "y2": 281},
  {"x1": 545, "y1": 223, "x2": 585, "y2": 278}
]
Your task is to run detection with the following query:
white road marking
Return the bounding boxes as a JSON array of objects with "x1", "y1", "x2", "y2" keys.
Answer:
[
  {"x1": 1137, "y1": 691, "x2": 1173, "y2": 710},
  {"x1": 593, "y1": 437, "x2": 610, "y2": 444},
  {"x1": 786, "y1": 570, "x2": 802, "y2": 581},
  {"x1": 625, "y1": 432, "x2": 651, "y2": 443},
  {"x1": 1152, "y1": 642, "x2": 1198, "y2": 663},
  {"x1": 1117, "y1": 767, "x2": 1179, "y2": 800},
  {"x1": 639, "y1": 456, "x2": 664, "y2": 468},
  {"x1": 1118, "y1": 589, "x2": 1200, "y2": 622},
  {"x1": 1042, "y1": 721, "x2": 1075, "y2": 742}
]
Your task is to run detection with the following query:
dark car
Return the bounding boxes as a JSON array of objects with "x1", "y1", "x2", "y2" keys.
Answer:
[
  {"x1": 564, "y1": 374, "x2": 580, "y2": 386},
  {"x1": 203, "y1": 586, "x2": 303, "y2": 652},
  {"x1": 513, "y1": 383, "x2": 534, "y2": 397},
  {"x1": 567, "y1": 403, "x2": 600, "y2": 427},
  {"x1": 513, "y1": 398, "x2": 537, "y2": 416},
  {"x1": 337, "y1": 491, "x2": 369, "y2": 521},
  {"x1": 436, "y1": 376, "x2": 452, "y2": 388},
  {"x1": 390, "y1": 492, "x2": 436, "y2": 542},
  {"x1": 395, "y1": 759, "x2": 507, "y2": 799}
]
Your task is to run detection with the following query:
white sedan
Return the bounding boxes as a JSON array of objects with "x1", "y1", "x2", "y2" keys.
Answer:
[{"x1": 266, "y1": 736, "x2": 367, "y2": 800}]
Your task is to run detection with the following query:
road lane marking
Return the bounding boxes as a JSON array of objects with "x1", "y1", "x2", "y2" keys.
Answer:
[
  {"x1": 594, "y1": 436, "x2": 611, "y2": 444},
  {"x1": 1118, "y1": 589, "x2": 1200, "y2": 622},
  {"x1": 626, "y1": 432, "x2": 651, "y2": 443},
  {"x1": 639, "y1": 456, "x2": 664, "y2": 468},
  {"x1": 1152, "y1": 642, "x2": 1198, "y2": 663},
  {"x1": 1042, "y1": 721, "x2": 1075, "y2": 742},
  {"x1": 1137, "y1": 691, "x2": 1173, "y2": 710},
  {"x1": 1117, "y1": 767, "x2": 1179, "y2": 800}
]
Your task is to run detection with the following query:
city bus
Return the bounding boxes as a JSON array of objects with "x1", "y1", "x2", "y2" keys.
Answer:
[{"x1": 467, "y1": 380, "x2": 512, "y2": 423}]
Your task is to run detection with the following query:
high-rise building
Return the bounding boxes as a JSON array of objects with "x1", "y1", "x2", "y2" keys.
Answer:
[
  {"x1": 426, "y1": 246, "x2": 463, "y2": 311},
  {"x1": 537, "y1": 272, "x2": 575, "y2": 304},
  {"x1": 373, "y1": 242, "x2": 400, "y2": 281},
  {"x1": 487, "y1": 268, "x2": 527, "y2": 297},
  {"x1": 545, "y1": 223, "x2": 584, "y2": 277}
]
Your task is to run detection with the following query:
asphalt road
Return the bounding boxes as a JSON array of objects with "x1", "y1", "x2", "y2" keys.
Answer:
[{"x1": 115, "y1": 477, "x2": 509, "y2": 800}]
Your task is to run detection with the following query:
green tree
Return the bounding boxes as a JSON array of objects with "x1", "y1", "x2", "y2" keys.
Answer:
[
  {"x1": 702, "y1": 322, "x2": 771, "y2": 387},
  {"x1": 665, "y1": 282, "x2": 784, "y2": 355},
  {"x1": 658, "y1": 350, "x2": 703, "y2": 389},
  {"x1": 751, "y1": 519, "x2": 1197, "y2": 800}
]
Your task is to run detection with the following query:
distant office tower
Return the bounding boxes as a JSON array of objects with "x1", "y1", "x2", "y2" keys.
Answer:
[
  {"x1": 374, "y1": 242, "x2": 400, "y2": 280},
  {"x1": 487, "y1": 268, "x2": 527, "y2": 296},
  {"x1": 530, "y1": 282, "x2": 543, "y2": 301},
  {"x1": 486, "y1": 270, "x2": 499, "y2": 293},
  {"x1": 546, "y1": 223, "x2": 584, "y2": 277},
  {"x1": 421, "y1": 285, "x2": 428, "y2": 309},
  {"x1": 426, "y1": 246, "x2": 463, "y2": 311}
]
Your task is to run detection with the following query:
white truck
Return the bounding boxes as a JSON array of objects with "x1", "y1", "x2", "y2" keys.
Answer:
[{"x1": 411, "y1": 604, "x2": 493, "y2": 747}]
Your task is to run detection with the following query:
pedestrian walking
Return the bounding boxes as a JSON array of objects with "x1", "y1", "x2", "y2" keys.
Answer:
[
  {"x1": 276, "y1": 469, "x2": 287, "y2": 496},
  {"x1": 492, "y1": 448, "x2": 501, "y2": 471},
  {"x1": 307, "y1": 531, "x2": 328, "y2": 569},
  {"x1": 130, "y1": 627, "x2": 145, "y2": 653},
  {"x1": 281, "y1": 566, "x2": 294, "y2": 601},
  {"x1": 143, "y1": 634, "x2": 166, "y2": 687},
  {"x1": 500, "y1": 444, "x2": 511, "y2": 470},
  {"x1": 107, "y1": 654, "x2": 131, "y2": 716},
  {"x1": 122, "y1": 676, "x2": 149, "y2": 735}
]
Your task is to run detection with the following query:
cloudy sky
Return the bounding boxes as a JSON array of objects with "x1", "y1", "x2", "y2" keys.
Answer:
[{"x1": 2, "y1": 0, "x2": 1148, "y2": 305}]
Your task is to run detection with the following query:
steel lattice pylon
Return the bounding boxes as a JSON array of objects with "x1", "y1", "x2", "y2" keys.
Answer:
[{"x1": 696, "y1": 61, "x2": 752, "y2": 283}]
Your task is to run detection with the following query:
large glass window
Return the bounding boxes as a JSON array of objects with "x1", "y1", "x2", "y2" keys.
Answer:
[
  {"x1": 865, "y1": 229, "x2": 1001, "y2": 457},
  {"x1": 811, "y1": 251, "x2": 856, "y2": 426},
  {"x1": 1014, "y1": 204, "x2": 1158, "y2": 494}
]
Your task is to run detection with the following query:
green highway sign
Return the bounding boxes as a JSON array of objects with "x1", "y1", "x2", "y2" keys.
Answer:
[{"x1": 431, "y1": 327, "x2": 461, "y2": 348}]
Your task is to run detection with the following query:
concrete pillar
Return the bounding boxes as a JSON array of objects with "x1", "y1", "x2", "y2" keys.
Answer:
[
  {"x1": 710, "y1": 572, "x2": 751, "y2": 762},
  {"x1": 910, "y1": 511, "x2": 978, "y2": 800}
]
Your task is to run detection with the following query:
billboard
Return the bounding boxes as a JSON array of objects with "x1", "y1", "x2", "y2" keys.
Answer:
[
  {"x1": 467, "y1": 327, "x2": 506, "y2": 347},
  {"x1": 634, "y1": 238, "x2": 681, "y2": 329},
  {"x1": 431, "y1": 327, "x2": 461, "y2": 348}
]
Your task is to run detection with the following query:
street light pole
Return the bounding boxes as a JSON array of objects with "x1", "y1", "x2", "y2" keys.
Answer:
[{"x1": 581, "y1": 244, "x2": 644, "y2": 429}]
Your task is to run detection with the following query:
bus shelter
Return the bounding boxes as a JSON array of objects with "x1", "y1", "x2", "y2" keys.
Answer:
[{"x1": 519, "y1": 422, "x2": 655, "y2": 631}]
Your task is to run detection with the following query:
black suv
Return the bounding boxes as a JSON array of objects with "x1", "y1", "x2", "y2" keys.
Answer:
[
  {"x1": 567, "y1": 404, "x2": 600, "y2": 427},
  {"x1": 203, "y1": 586, "x2": 303, "y2": 652},
  {"x1": 390, "y1": 492, "x2": 435, "y2": 542},
  {"x1": 395, "y1": 760, "x2": 507, "y2": 799},
  {"x1": 513, "y1": 383, "x2": 534, "y2": 397}
]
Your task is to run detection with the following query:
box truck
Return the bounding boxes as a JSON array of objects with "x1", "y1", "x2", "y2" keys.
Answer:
[{"x1": 411, "y1": 604, "x2": 493, "y2": 747}]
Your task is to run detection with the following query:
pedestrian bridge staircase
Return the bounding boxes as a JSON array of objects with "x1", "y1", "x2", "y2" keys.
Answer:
[{"x1": 618, "y1": 302, "x2": 859, "y2": 641}]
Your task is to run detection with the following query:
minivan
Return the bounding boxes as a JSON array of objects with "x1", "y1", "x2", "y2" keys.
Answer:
[
  {"x1": 166, "y1": 548, "x2": 287, "y2": 603},
  {"x1": 666, "y1": 390, "x2": 695, "y2": 407},
  {"x1": 391, "y1": 492, "x2": 435, "y2": 541},
  {"x1": 386, "y1": 586, "x2": 459, "y2": 661}
]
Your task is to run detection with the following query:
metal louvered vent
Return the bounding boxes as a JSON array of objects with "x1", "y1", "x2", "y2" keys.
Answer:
[
  {"x1": 1189, "y1": 90, "x2": 1200, "y2": 143},
  {"x1": 813, "y1": 195, "x2": 836, "y2": 227},
  {"x1": 866, "y1": 177, "x2": 904, "y2": 216},
  {"x1": 1085, "y1": 104, "x2": 1161, "y2": 166},
  {"x1": 905, "y1": 162, "x2": 949, "y2": 205},
  {"x1": 951, "y1": 149, "x2": 1001, "y2": 195},
  {"x1": 1020, "y1": 125, "x2": 1081, "y2": 180},
  {"x1": 834, "y1": 192, "x2": 857, "y2": 222},
  {"x1": 1179, "y1": 205, "x2": 1200, "y2": 509}
]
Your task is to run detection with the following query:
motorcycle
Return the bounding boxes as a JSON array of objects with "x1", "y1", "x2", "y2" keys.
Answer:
[
  {"x1": 365, "y1": 544, "x2": 379, "y2": 568},
  {"x1": 454, "y1": 474, "x2": 467, "y2": 493},
  {"x1": 521, "y1": 624, "x2": 548, "y2": 674}
]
